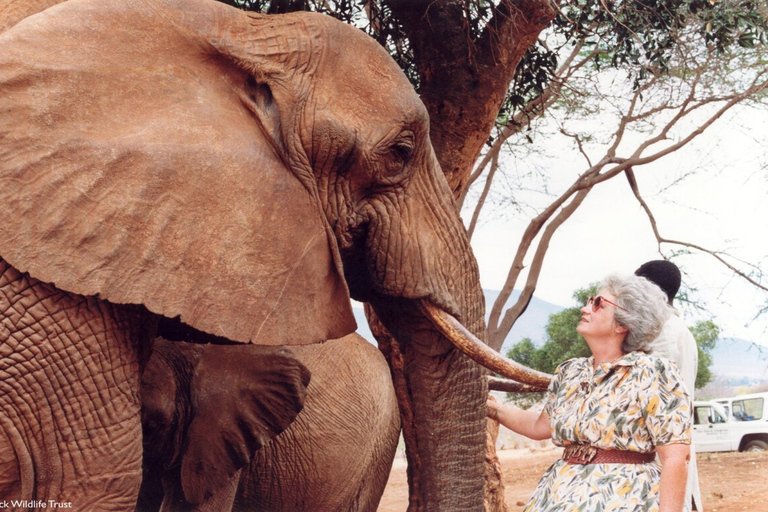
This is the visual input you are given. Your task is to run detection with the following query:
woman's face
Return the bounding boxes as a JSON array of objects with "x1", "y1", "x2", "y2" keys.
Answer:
[{"x1": 576, "y1": 288, "x2": 623, "y2": 341}]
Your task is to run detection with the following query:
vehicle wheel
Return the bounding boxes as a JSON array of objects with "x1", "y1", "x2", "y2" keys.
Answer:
[{"x1": 744, "y1": 440, "x2": 768, "y2": 452}]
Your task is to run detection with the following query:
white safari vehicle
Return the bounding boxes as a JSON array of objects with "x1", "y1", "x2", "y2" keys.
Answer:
[{"x1": 693, "y1": 392, "x2": 768, "y2": 452}]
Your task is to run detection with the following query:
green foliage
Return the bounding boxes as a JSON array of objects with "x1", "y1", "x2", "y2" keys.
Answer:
[
  {"x1": 690, "y1": 319, "x2": 720, "y2": 389},
  {"x1": 506, "y1": 284, "x2": 597, "y2": 376},
  {"x1": 540, "y1": 286, "x2": 595, "y2": 368},
  {"x1": 505, "y1": 337, "x2": 539, "y2": 368},
  {"x1": 505, "y1": 0, "x2": 768, "y2": 123},
  {"x1": 500, "y1": 339, "x2": 545, "y2": 408}
]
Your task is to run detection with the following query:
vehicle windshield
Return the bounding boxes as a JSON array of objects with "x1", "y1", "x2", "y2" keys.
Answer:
[{"x1": 732, "y1": 398, "x2": 764, "y2": 421}]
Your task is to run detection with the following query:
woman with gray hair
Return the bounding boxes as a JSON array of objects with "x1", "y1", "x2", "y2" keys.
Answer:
[{"x1": 488, "y1": 273, "x2": 693, "y2": 512}]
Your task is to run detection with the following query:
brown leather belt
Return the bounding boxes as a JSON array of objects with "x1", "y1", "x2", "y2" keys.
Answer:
[{"x1": 562, "y1": 445, "x2": 656, "y2": 465}]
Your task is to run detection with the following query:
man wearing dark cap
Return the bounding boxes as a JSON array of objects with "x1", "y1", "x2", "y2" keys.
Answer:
[{"x1": 635, "y1": 259, "x2": 702, "y2": 511}]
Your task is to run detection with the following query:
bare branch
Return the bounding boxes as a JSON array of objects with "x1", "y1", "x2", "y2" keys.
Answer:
[
  {"x1": 488, "y1": 376, "x2": 546, "y2": 393},
  {"x1": 626, "y1": 168, "x2": 768, "y2": 293},
  {"x1": 483, "y1": 55, "x2": 768, "y2": 348},
  {"x1": 460, "y1": 40, "x2": 604, "y2": 208},
  {"x1": 467, "y1": 151, "x2": 500, "y2": 240},
  {"x1": 559, "y1": 129, "x2": 593, "y2": 167},
  {"x1": 489, "y1": 188, "x2": 591, "y2": 349}
]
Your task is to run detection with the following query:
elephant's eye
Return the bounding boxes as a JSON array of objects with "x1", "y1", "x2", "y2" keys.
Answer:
[
  {"x1": 392, "y1": 142, "x2": 413, "y2": 162},
  {"x1": 382, "y1": 138, "x2": 414, "y2": 179}
]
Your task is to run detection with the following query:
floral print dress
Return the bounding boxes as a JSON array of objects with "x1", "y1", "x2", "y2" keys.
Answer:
[{"x1": 523, "y1": 351, "x2": 692, "y2": 512}]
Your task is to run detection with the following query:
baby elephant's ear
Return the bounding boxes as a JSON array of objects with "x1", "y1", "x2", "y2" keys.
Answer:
[{"x1": 180, "y1": 345, "x2": 311, "y2": 505}]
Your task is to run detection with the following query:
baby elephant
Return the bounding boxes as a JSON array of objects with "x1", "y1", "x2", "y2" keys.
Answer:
[
  {"x1": 138, "y1": 339, "x2": 311, "y2": 511},
  {"x1": 139, "y1": 334, "x2": 400, "y2": 512}
]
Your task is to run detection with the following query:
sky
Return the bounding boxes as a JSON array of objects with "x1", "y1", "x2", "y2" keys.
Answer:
[{"x1": 466, "y1": 105, "x2": 768, "y2": 347}]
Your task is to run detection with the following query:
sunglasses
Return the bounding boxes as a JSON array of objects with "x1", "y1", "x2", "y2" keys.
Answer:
[{"x1": 586, "y1": 295, "x2": 628, "y2": 313}]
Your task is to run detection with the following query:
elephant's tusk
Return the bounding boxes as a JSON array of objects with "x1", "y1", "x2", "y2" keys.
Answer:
[
  {"x1": 419, "y1": 300, "x2": 552, "y2": 389},
  {"x1": 487, "y1": 376, "x2": 548, "y2": 393}
]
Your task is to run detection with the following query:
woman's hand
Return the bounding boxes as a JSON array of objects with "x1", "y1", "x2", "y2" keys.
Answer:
[
  {"x1": 487, "y1": 398, "x2": 501, "y2": 421},
  {"x1": 657, "y1": 443, "x2": 690, "y2": 512},
  {"x1": 486, "y1": 397, "x2": 550, "y2": 440}
]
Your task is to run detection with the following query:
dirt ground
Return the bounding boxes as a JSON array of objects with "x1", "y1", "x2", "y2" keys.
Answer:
[{"x1": 378, "y1": 447, "x2": 768, "y2": 511}]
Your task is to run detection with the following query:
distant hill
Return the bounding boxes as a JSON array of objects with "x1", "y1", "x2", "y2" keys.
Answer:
[
  {"x1": 351, "y1": 291, "x2": 768, "y2": 387},
  {"x1": 708, "y1": 337, "x2": 768, "y2": 386},
  {"x1": 483, "y1": 289, "x2": 564, "y2": 355}
]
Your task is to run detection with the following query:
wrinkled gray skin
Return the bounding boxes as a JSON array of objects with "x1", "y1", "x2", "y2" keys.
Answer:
[
  {"x1": 0, "y1": 262, "x2": 311, "y2": 510},
  {"x1": 139, "y1": 334, "x2": 400, "y2": 512},
  {"x1": 0, "y1": 1, "x2": 490, "y2": 509}
]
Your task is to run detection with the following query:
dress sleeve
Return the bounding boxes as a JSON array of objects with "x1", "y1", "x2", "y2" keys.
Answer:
[
  {"x1": 543, "y1": 361, "x2": 567, "y2": 417},
  {"x1": 643, "y1": 357, "x2": 692, "y2": 446}
]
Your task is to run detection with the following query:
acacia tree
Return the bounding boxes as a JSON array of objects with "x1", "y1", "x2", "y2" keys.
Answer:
[
  {"x1": 690, "y1": 319, "x2": 720, "y2": 389},
  {"x1": 463, "y1": 1, "x2": 768, "y2": 351},
  {"x1": 480, "y1": 52, "x2": 768, "y2": 350}
]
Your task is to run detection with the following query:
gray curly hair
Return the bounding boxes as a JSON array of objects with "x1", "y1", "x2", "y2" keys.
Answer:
[{"x1": 601, "y1": 273, "x2": 671, "y2": 353}]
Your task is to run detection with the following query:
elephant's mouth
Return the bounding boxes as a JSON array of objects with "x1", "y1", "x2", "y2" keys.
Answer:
[{"x1": 418, "y1": 299, "x2": 552, "y2": 389}]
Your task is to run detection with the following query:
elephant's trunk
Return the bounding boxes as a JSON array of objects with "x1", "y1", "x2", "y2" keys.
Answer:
[
  {"x1": 370, "y1": 299, "x2": 551, "y2": 511},
  {"x1": 369, "y1": 301, "x2": 489, "y2": 511},
  {"x1": 364, "y1": 190, "x2": 489, "y2": 508}
]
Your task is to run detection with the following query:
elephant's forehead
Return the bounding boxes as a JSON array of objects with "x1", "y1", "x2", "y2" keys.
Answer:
[
  {"x1": 314, "y1": 67, "x2": 427, "y2": 132},
  {"x1": 314, "y1": 21, "x2": 427, "y2": 119}
]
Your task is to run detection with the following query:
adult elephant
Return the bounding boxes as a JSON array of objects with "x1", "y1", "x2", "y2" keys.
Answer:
[
  {"x1": 138, "y1": 334, "x2": 400, "y2": 512},
  {"x1": 0, "y1": 0, "x2": 550, "y2": 509}
]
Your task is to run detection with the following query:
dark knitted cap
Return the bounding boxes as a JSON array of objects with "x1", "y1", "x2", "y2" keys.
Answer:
[{"x1": 634, "y1": 260, "x2": 681, "y2": 305}]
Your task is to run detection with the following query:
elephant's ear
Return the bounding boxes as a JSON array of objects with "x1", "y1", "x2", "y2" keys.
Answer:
[
  {"x1": 180, "y1": 345, "x2": 311, "y2": 505},
  {"x1": 0, "y1": 0, "x2": 355, "y2": 344}
]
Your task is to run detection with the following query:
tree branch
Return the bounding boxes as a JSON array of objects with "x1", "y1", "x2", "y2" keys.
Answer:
[
  {"x1": 626, "y1": 168, "x2": 768, "y2": 293},
  {"x1": 467, "y1": 151, "x2": 500, "y2": 240}
]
